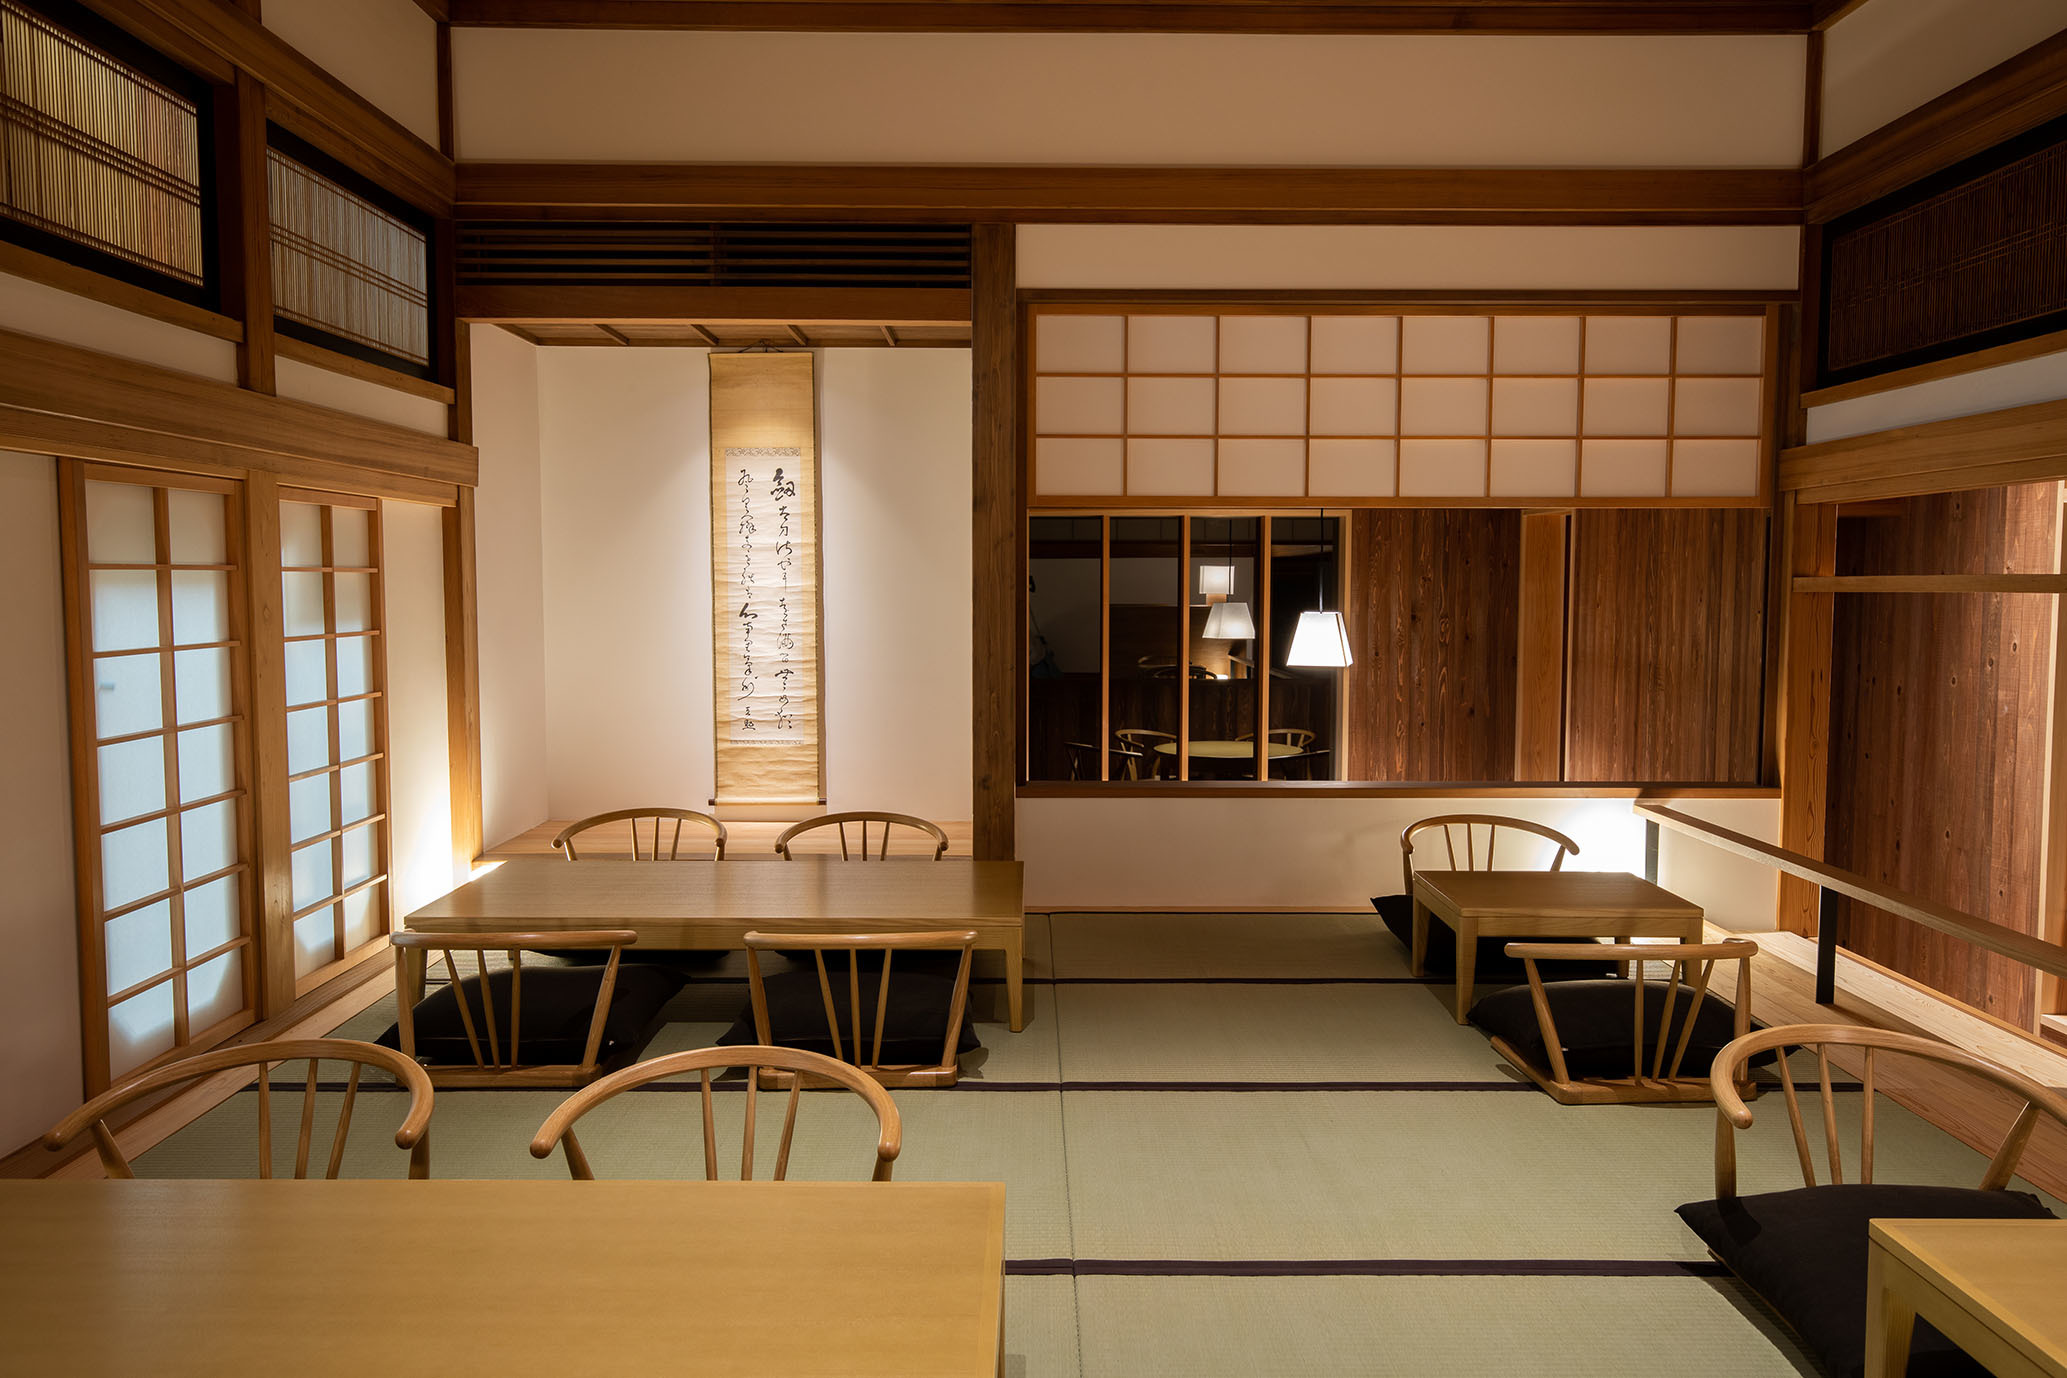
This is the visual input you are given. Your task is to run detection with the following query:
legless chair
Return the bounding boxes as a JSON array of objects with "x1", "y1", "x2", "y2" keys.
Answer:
[
  {"x1": 1237, "y1": 728, "x2": 1317, "y2": 750},
  {"x1": 553, "y1": 807, "x2": 727, "y2": 860},
  {"x1": 738, "y1": 931, "x2": 979, "y2": 1088},
  {"x1": 44, "y1": 1038, "x2": 434, "y2": 1179},
  {"x1": 1678, "y1": 1026, "x2": 2067, "y2": 1378},
  {"x1": 529, "y1": 1046, "x2": 902, "y2": 1181},
  {"x1": 381, "y1": 931, "x2": 686, "y2": 1087},
  {"x1": 1114, "y1": 729, "x2": 1175, "y2": 779},
  {"x1": 775, "y1": 812, "x2": 949, "y2": 860},
  {"x1": 1470, "y1": 940, "x2": 1760, "y2": 1105}
]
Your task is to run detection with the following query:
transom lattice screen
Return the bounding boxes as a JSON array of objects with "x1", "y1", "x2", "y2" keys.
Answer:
[
  {"x1": 278, "y1": 492, "x2": 392, "y2": 989},
  {"x1": 67, "y1": 468, "x2": 254, "y2": 1087},
  {"x1": 1030, "y1": 310, "x2": 1770, "y2": 506},
  {"x1": 268, "y1": 145, "x2": 430, "y2": 368},
  {"x1": 0, "y1": 0, "x2": 205, "y2": 289}
]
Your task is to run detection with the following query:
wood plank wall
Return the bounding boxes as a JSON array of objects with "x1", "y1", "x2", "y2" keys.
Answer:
[
  {"x1": 1565, "y1": 509, "x2": 1768, "y2": 783},
  {"x1": 1345, "y1": 510, "x2": 1520, "y2": 781},
  {"x1": 1825, "y1": 485, "x2": 2060, "y2": 1025}
]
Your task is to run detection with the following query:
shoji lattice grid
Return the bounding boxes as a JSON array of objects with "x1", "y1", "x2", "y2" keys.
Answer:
[
  {"x1": 280, "y1": 494, "x2": 391, "y2": 986},
  {"x1": 75, "y1": 471, "x2": 253, "y2": 1082},
  {"x1": 1030, "y1": 311, "x2": 1769, "y2": 504}
]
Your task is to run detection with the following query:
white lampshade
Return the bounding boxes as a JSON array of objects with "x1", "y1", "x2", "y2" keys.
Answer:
[
  {"x1": 1285, "y1": 610, "x2": 1354, "y2": 667},
  {"x1": 1198, "y1": 564, "x2": 1234, "y2": 599},
  {"x1": 1201, "y1": 599, "x2": 1256, "y2": 640}
]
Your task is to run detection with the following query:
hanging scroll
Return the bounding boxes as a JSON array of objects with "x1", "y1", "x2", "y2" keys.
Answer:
[{"x1": 710, "y1": 352, "x2": 824, "y2": 806}]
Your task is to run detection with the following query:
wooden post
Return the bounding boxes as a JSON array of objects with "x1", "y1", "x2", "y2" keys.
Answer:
[
  {"x1": 970, "y1": 224, "x2": 1018, "y2": 861},
  {"x1": 1777, "y1": 494, "x2": 1838, "y2": 934},
  {"x1": 243, "y1": 471, "x2": 295, "y2": 1014},
  {"x1": 2037, "y1": 485, "x2": 2067, "y2": 1022},
  {"x1": 214, "y1": 71, "x2": 274, "y2": 395},
  {"x1": 443, "y1": 487, "x2": 483, "y2": 874},
  {"x1": 1515, "y1": 510, "x2": 1569, "y2": 780}
]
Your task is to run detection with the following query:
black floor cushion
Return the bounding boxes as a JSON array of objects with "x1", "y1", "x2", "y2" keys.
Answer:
[
  {"x1": 721, "y1": 966, "x2": 980, "y2": 1065},
  {"x1": 1372, "y1": 893, "x2": 1617, "y2": 982},
  {"x1": 1469, "y1": 977, "x2": 1771, "y2": 1081},
  {"x1": 377, "y1": 963, "x2": 687, "y2": 1067},
  {"x1": 1678, "y1": 1184, "x2": 2056, "y2": 1378}
]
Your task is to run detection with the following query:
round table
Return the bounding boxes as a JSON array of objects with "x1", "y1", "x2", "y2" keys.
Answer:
[{"x1": 1153, "y1": 741, "x2": 1303, "y2": 760}]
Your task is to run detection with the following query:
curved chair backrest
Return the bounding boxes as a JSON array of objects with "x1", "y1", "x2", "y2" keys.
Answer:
[
  {"x1": 1113, "y1": 729, "x2": 1175, "y2": 779},
  {"x1": 390, "y1": 929, "x2": 639, "y2": 1085},
  {"x1": 775, "y1": 812, "x2": 948, "y2": 860},
  {"x1": 1400, "y1": 813, "x2": 1579, "y2": 894},
  {"x1": 529, "y1": 1045, "x2": 902, "y2": 1181},
  {"x1": 45, "y1": 1037, "x2": 435, "y2": 1180},
  {"x1": 553, "y1": 808, "x2": 727, "y2": 860},
  {"x1": 744, "y1": 930, "x2": 978, "y2": 1087},
  {"x1": 1708, "y1": 1024, "x2": 2067, "y2": 1198},
  {"x1": 1238, "y1": 728, "x2": 1317, "y2": 750}
]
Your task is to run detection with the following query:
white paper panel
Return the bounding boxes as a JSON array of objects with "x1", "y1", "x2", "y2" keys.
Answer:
[
  {"x1": 294, "y1": 908, "x2": 336, "y2": 977},
  {"x1": 335, "y1": 635, "x2": 374, "y2": 699},
  {"x1": 1401, "y1": 316, "x2": 1490, "y2": 374},
  {"x1": 1490, "y1": 439, "x2": 1578, "y2": 497},
  {"x1": 1675, "y1": 316, "x2": 1765, "y2": 375},
  {"x1": 340, "y1": 823, "x2": 376, "y2": 889},
  {"x1": 341, "y1": 885, "x2": 382, "y2": 950},
  {"x1": 333, "y1": 572, "x2": 373, "y2": 633},
  {"x1": 330, "y1": 507, "x2": 372, "y2": 566},
  {"x1": 1036, "y1": 313, "x2": 1125, "y2": 372},
  {"x1": 1493, "y1": 316, "x2": 1581, "y2": 375},
  {"x1": 165, "y1": 489, "x2": 227, "y2": 565},
  {"x1": 91, "y1": 571, "x2": 160, "y2": 652},
  {"x1": 1398, "y1": 439, "x2": 1489, "y2": 497},
  {"x1": 1675, "y1": 377, "x2": 1764, "y2": 436},
  {"x1": 285, "y1": 639, "x2": 329, "y2": 707},
  {"x1": 1035, "y1": 438, "x2": 1124, "y2": 494},
  {"x1": 1307, "y1": 439, "x2": 1396, "y2": 497},
  {"x1": 1127, "y1": 439, "x2": 1216, "y2": 495},
  {"x1": 104, "y1": 900, "x2": 172, "y2": 997},
  {"x1": 1581, "y1": 439, "x2": 1671, "y2": 496},
  {"x1": 1582, "y1": 378, "x2": 1670, "y2": 436},
  {"x1": 176, "y1": 723, "x2": 235, "y2": 803},
  {"x1": 1491, "y1": 378, "x2": 1579, "y2": 436},
  {"x1": 1217, "y1": 377, "x2": 1306, "y2": 436},
  {"x1": 1672, "y1": 438, "x2": 1762, "y2": 496},
  {"x1": 1309, "y1": 315, "x2": 1397, "y2": 374},
  {"x1": 339, "y1": 761, "x2": 375, "y2": 823},
  {"x1": 290, "y1": 772, "x2": 333, "y2": 843},
  {"x1": 1400, "y1": 377, "x2": 1489, "y2": 436},
  {"x1": 281, "y1": 502, "x2": 324, "y2": 567},
  {"x1": 98, "y1": 736, "x2": 166, "y2": 826},
  {"x1": 337, "y1": 697, "x2": 374, "y2": 761},
  {"x1": 93, "y1": 653, "x2": 163, "y2": 740},
  {"x1": 180, "y1": 799, "x2": 238, "y2": 879},
  {"x1": 1127, "y1": 376, "x2": 1215, "y2": 435},
  {"x1": 282, "y1": 571, "x2": 326, "y2": 636},
  {"x1": 1216, "y1": 439, "x2": 1306, "y2": 496},
  {"x1": 186, "y1": 948, "x2": 244, "y2": 1030},
  {"x1": 1218, "y1": 315, "x2": 1307, "y2": 373},
  {"x1": 173, "y1": 647, "x2": 232, "y2": 725},
  {"x1": 102, "y1": 818, "x2": 169, "y2": 911},
  {"x1": 85, "y1": 481, "x2": 156, "y2": 564},
  {"x1": 287, "y1": 706, "x2": 331, "y2": 774},
  {"x1": 1127, "y1": 315, "x2": 1216, "y2": 373},
  {"x1": 169, "y1": 570, "x2": 229, "y2": 646},
  {"x1": 183, "y1": 873, "x2": 241, "y2": 954},
  {"x1": 1036, "y1": 376, "x2": 1125, "y2": 434},
  {"x1": 1308, "y1": 377, "x2": 1396, "y2": 437},
  {"x1": 291, "y1": 840, "x2": 335, "y2": 912},
  {"x1": 107, "y1": 982, "x2": 177, "y2": 1077},
  {"x1": 1585, "y1": 316, "x2": 1672, "y2": 374}
]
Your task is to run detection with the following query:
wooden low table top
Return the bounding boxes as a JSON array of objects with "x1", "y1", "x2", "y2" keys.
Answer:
[
  {"x1": 406, "y1": 855, "x2": 1025, "y2": 934},
  {"x1": 1412, "y1": 869, "x2": 1703, "y2": 921},
  {"x1": 0, "y1": 1180, "x2": 1007, "y2": 1378},
  {"x1": 1871, "y1": 1219, "x2": 2067, "y2": 1377},
  {"x1": 1153, "y1": 740, "x2": 1302, "y2": 759}
]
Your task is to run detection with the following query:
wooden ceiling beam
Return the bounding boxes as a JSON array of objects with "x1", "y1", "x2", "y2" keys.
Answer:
[
  {"x1": 456, "y1": 284, "x2": 973, "y2": 323},
  {"x1": 445, "y1": 1, "x2": 1814, "y2": 34},
  {"x1": 457, "y1": 163, "x2": 1804, "y2": 225}
]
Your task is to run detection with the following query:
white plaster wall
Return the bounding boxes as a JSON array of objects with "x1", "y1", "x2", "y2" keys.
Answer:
[
  {"x1": 0, "y1": 271, "x2": 237, "y2": 381},
  {"x1": 1016, "y1": 225, "x2": 1801, "y2": 291},
  {"x1": 262, "y1": 0, "x2": 441, "y2": 148},
  {"x1": 1018, "y1": 794, "x2": 1782, "y2": 930},
  {"x1": 820, "y1": 349, "x2": 973, "y2": 821},
  {"x1": 1805, "y1": 348, "x2": 2067, "y2": 443},
  {"x1": 0, "y1": 452, "x2": 83, "y2": 1155},
  {"x1": 468, "y1": 327, "x2": 550, "y2": 850},
  {"x1": 380, "y1": 501, "x2": 458, "y2": 917},
  {"x1": 275, "y1": 357, "x2": 450, "y2": 437},
  {"x1": 1821, "y1": 0, "x2": 2067, "y2": 156},
  {"x1": 454, "y1": 30, "x2": 1804, "y2": 167}
]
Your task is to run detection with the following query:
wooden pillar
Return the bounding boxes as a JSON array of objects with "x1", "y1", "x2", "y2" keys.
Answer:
[
  {"x1": 2038, "y1": 486, "x2": 2067, "y2": 1021},
  {"x1": 1777, "y1": 494, "x2": 1838, "y2": 934},
  {"x1": 442, "y1": 486, "x2": 483, "y2": 873},
  {"x1": 1514, "y1": 510, "x2": 1569, "y2": 780},
  {"x1": 241, "y1": 471, "x2": 294, "y2": 1013},
  {"x1": 971, "y1": 224, "x2": 1019, "y2": 860},
  {"x1": 214, "y1": 71, "x2": 274, "y2": 395}
]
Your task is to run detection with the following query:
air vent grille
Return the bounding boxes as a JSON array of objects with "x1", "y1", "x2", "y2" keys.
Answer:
[{"x1": 456, "y1": 221, "x2": 972, "y2": 291}]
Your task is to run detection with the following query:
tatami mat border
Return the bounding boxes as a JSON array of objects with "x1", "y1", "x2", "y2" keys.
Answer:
[{"x1": 1004, "y1": 1259, "x2": 1733, "y2": 1278}]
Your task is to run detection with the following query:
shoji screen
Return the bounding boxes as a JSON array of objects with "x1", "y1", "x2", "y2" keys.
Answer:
[
  {"x1": 279, "y1": 492, "x2": 392, "y2": 989},
  {"x1": 63, "y1": 466, "x2": 254, "y2": 1087}
]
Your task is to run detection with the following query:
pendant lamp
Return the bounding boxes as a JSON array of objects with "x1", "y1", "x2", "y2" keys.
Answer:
[
  {"x1": 1284, "y1": 514, "x2": 1353, "y2": 668},
  {"x1": 1202, "y1": 599, "x2": 1256, "y2": 640}
]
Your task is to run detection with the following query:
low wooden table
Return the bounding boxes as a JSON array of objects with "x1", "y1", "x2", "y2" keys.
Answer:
[
  {"x1": 0, "y1": 1179, "x2": 1007, "y2": 1377},
  {"x1": 406, "y1": 856, "x2": 1029, "y2": 1030},
  {"x1": 1866, "y1": 1218, "x2": 2067, "y2": 1378},
  {"x1": 1410, "y1": 869, "x2": 1705, "y2": 1022}
]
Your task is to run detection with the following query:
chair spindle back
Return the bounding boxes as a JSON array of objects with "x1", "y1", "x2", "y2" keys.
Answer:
[
  {"x1": 553, "y1": 807, "x2": 727, "y2": 860},
  {"x1": 390, "y1": 930, "x2": 637, "y2": 1078},
  {"x1": 774, "y1": 812, "x2": 949, "y2": 860},
  {"x1": 1400, "y1": 813, "x2": 1580, "y2": 893},
  {"x1": 744, "y1": 930, "x2": 978, "y2": 1086}
]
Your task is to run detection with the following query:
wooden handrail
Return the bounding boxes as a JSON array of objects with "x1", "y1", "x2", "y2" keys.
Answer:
[{"x1": 1636, "y1": 804, "x2": 2067, "y2": 981}]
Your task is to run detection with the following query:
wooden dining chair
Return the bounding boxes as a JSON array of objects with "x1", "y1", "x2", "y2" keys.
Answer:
[
  {"x1": 1113, "y1": 728, "x2": 1175, "y2": 779},
  {"x1": 775, "y1": 811, "x2": 949, "y2": 859},
  {"x1": 739, "y1": 931, "x2": 979, "y2": 1088},
  {"x1": 381, "y1": 931, "x2": 687, "y2": 1087},
  {"x1": 529, "y1": 1045, "x2": 903, "y2": 1181},
  {"x1": 1472, "y1": 939, "x2": 1760, "y2": 1104},
  {"x1": 1066, "y1": 740, "x2": 1143, "y2": 781},
  {"x1": 1379, "y1": 814, "x2": 1606, "y2": 981},
  {"x1": 1237, "y1": 727, "x2": 1317, "y2": 750},
  {"x1": 1678, "y1": 1026, "x2": 2067, "y2": 1378},
  {"x1": 552, "y1": 807, "x2": 728, "y2": 860},
  {"x1": 43, "y1": 1037, "x2": 435, "y2": 1179}
]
